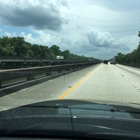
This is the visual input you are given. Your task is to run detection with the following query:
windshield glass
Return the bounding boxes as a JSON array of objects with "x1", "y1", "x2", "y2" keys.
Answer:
[{"x1": 0, "y1": 0, "x2": 140, "y2": 138}]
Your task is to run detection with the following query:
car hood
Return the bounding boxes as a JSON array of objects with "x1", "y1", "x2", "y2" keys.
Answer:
[
  {"x1": 0, "y1": 99, "x2": 140, "y2": 137},
  {"x1": 1, "y1": 99, "x2": 140, "y2": 122},
  {"x1": 25, "y1": 99, "x2": 140, "y2": 110}
]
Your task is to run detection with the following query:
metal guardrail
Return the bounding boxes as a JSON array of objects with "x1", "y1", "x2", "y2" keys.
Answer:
[
  {"x1": 0, "y1": 62, "x2": 101, "y2": 97},
  {"x1": 0, "y1": 58, "x2": 97, "y2": 69},
  {"x1": 0, "y1": 58, "x2": 91, "y2": 63},
  {"x1": 0, "y1": 62, "x2": 100, "y2": 88}
]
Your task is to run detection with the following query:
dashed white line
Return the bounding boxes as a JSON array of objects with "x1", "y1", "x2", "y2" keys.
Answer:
[
  {"x1": 124, "y1": 76, "x2": 129, "y2": 81},
  {"x1": 19, "y1": 88, "x2": 28, "y2": 92}
]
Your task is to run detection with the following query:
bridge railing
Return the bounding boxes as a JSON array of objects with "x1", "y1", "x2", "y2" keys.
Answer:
[
  {"x1": 0, "y1": 58, "x2": 97, "y2": 69},
  {"x1": 0, "y1": 62, "x2": 100, "y2": 88}
]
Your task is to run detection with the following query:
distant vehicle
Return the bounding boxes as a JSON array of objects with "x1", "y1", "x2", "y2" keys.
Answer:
[
  {"x1": 56, "y1": 56, "x2": 64, "y2": 59},
  {"x1": 110, "y1": 60, "x2": 116, "y2": 65},
  {"x1": 103, "y1": 60, "x2": 108, "y2": 64}
]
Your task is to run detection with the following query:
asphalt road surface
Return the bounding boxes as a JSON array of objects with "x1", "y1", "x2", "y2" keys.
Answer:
[{"x1": 0, "y1": 63, "x2": 140, "y2": 111}]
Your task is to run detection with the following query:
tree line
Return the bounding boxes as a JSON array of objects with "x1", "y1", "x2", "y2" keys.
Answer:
[
  {"x1": 0, "y1": 36, "x2": 94, "y2": 61},
  {"x1": 115, "y1": 32, "x2": 140, "y2": 67}
]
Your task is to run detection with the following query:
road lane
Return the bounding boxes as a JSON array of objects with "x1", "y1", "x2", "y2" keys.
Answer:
[
  {"x1": 0, "y1": 64, "x2": 101, "y2": 110},
  {"x1": 0, "y1": 63, "x2": 140, "y2": 111},
  {"x1": 58, "y1": 65, "x2": 101, "y2": 99},
  {"x1": 115, "y1": 64, "x2": 140, "y2": 92},
  {"x1": 63, "y1": 63, "x2": 140, "y2": 103}
]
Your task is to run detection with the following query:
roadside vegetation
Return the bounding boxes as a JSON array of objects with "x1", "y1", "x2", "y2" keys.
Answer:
[
  {"x1": 0, "y1": 36, "x2": 94, "y2": 61},
  {"x1": 115, "y1": 32, "x2": 140, "y2": 67}
]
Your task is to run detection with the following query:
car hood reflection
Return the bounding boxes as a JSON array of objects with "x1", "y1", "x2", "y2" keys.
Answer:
[{"x1": 0, "y1": 99, "x2": 140, "y2": 136}]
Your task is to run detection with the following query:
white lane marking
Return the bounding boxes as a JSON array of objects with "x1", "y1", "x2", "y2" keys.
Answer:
[
  {"x1": 124, "y1": 76, "x2": 129, "y2": 81},
  {"x1": 19, "y1": 88, "x2": 28, "y2": 92},
  {"x1": 117, "y1": 70, "x2": 129, "y2": 81}
]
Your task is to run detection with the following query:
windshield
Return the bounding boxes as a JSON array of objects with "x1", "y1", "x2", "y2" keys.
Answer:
[{"x1": 0, "y1": 0, "x2": 140, "y2": 139}]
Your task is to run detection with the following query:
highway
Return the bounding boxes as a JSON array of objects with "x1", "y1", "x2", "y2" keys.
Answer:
[{"x1": 0, "y1": 63, "x2": 140, "y2": 111}]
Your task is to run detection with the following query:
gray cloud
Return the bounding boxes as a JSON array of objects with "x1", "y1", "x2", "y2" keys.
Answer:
[
  {"x1": 75, "y1": 41, "x2": 98, "y2": 52},
  {"x1": 61, "y1": 37, "x2": 71, "y2": 45},
  {"x1": 0, "y1": 3, "x2": 63, "y2": 31},
  {"x1": 86, "y1": 31, "x2": 129, "y2": 50},
  {"x1": 72, "y1": 40, "x2": 128, "y2": 60},
  {"x1": 60, "y1": 0, "x2": 69, "y2": 8},
  {"x1": 89, "y1": 0, "x2": 140, "y2": 12}
]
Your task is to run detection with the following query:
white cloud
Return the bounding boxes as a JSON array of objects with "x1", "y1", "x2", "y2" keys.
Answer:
[
  {"x1": 4, "y1": 32, "x2": 11, "y2": 37},
  {"x1": 4, "y1": 31, "x2": 16, "y2": 37},
  {"x1": 0, "y1": 0, "x2": 140, "y2": 59},
  {"x1": 20, "y1": 31, "x2": 55, "y2": 46}
]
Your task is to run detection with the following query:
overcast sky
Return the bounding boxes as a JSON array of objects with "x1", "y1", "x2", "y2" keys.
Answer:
[{"x1": 0, "y1": 0, "x2": 140, "y2": 59}]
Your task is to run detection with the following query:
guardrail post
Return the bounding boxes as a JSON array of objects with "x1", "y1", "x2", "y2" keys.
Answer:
[
  {"x1": 72, "y1": 66, "x2": 76, "y2": 70},
  {"x1": 65, "y1": 67, "x2": 70, "y2": 71},
  {"x1": 27, "y1": 75, "x2": 35, "y2": 81},
  {"x1": 21, "y1": 63, "x2": 24, "y2": 68},
  {"x1": 46, "y1": 70, "x2": 51, "y2": 76},
  {"x1": 38, "y1": 60, "x2": 42, "y2": 67},
  {"x1": 58, "y1": 66, "x2": 62, "y2": 73}
]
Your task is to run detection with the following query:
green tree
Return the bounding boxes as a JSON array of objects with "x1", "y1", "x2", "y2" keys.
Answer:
[
  {"x1": 138, "y1": 31, "x2": 140, "y2": 37},
  {"x1": 39, "y1": 45, "x2": 49, "y2": 58},
  {"x1": 0, "y1": 36, "x2": 95, "y2": 62},
  {"x1": 62, "y1": 50, "x2": 70, "y2": 60},
  {"x1": 49, "y1": 45, "x2": 61, "y2": 58},
  {"x1": 31, "y1": 44, "x2": 42, "y2": 58},
  {"x1": 3, "y1": 45, "x2": 16, "y2": 56}
]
